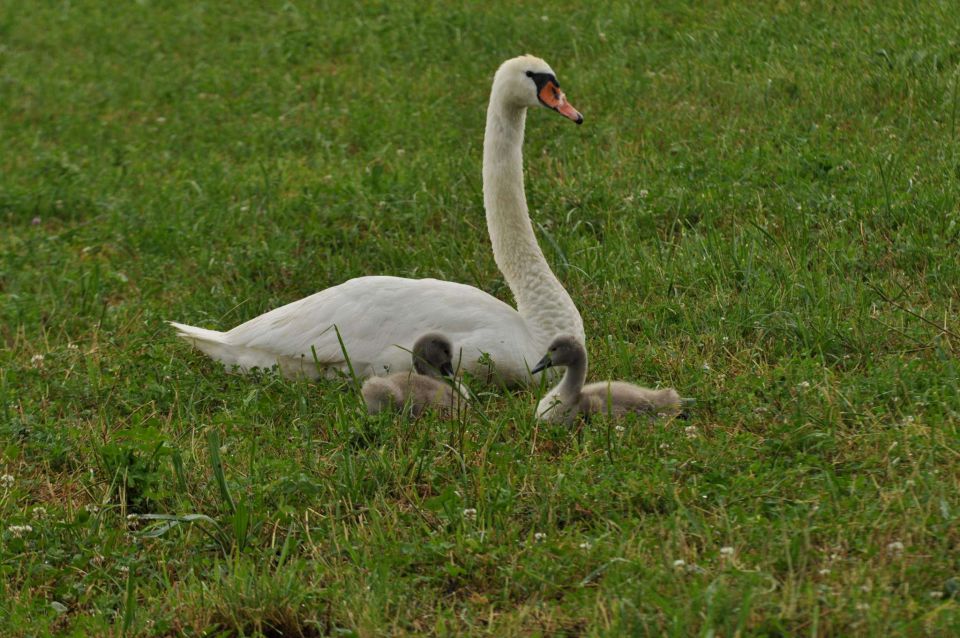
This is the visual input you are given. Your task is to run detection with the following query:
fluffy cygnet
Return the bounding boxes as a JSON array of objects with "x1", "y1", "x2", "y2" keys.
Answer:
[
  {"x1": 532, "y1": 336, "x2": 682, "y2": 423},
  {"x1": 361, "y1": 334, "x2": 464, "y2": 418}
]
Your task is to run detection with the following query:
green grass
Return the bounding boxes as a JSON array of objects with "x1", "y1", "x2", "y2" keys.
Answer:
[{"x1": 2, "y1": 0, "x2": 959, "y2": 635}]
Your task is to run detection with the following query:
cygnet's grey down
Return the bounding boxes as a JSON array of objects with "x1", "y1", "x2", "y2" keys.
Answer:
[
  {"x1": 361, "y1": 334, "x2": 464, "y2": 418},
  {"x1": 532, "y1": 335, "x2": 682, "y2": 423}
]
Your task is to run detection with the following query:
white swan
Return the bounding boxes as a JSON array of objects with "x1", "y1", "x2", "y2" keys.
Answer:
[
  {"x1": 170, "y1": 55, "x2": 584, "y2": 384},
  {"x1": 361, "y1": 333, "x2": 465, "y2": 418},
  {"x1": 532, "y1": 336, "x2": 682, "y2": 423}
]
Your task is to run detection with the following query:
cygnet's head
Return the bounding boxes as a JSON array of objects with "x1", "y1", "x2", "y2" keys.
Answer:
[
  {"x1": 412, "y1": 333, "x2": 455, "y2": 378},
  {"x1": 531, "y1": 335, "x2": 586, "y2": 373},
  {"x1": 493, "y1": 55, "x2": 583, "y2": 124}
]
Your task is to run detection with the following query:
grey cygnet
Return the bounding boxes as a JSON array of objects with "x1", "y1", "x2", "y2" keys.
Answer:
[
  {"x1": 361, "y1": 334, "x2": 463, "y2": 418},
  {"x1": 532, "y1": 335, "x2": 682, "y2": 423}
]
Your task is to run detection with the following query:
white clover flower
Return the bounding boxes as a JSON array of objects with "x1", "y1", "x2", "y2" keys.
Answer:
[
  {"x1": 126, "y1": 514, "x2": 139, "y2": 522},
  {"x1": 533, "y1": 532, "x2": 547, "y2": 542},
  {"x1": 579, "y1": 541, "x2": 592, "y2": 550},
  {"x1": 684, "y1": 425, "x2": 698, "y2": 439},
  {"x1": 32, "y1": 507, "x2": 47, "y2": 520},
  {"x1": 929, "y1": 591, "x2": 944, "y2": 599},
  {"x1": 719, "y1": 546, "x2": 734, "y2": 556},
  {"x1": 8, "y1": 524, "x2": 33, "y2": 537},
  {"x1": 0, "y1": 474, "x2": 13, "y2": 488},
  {"x1": 67, "y1": 343, "x2": 80, "y2": 351},
  {"x1": 639, "y1": 189, "x2": 649, "y2": 199},
  {"x1": 818, "y1": 568, "x2": 831, "y2": 576},
  {"x1": 797, "y1": 381, "x2": 811, "y2": 390},
  {"x1": 462, "y1": 508, "x2": 477, "y2": 521},
  {"x1": 672, "y1": 559, "x2": 686, "y2": 569},
  {"x1": 886, "y1": 541, "x2": 904, "y2": 554},
  {"x1": 31, "y1": 354, "x2": 45, "y2": 367},
  {"x1": 614, "y1": 425, "x2": 626, "y2": 433}
]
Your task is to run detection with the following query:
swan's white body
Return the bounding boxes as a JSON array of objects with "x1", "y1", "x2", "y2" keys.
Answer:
[
  {"x1": 172, "y1": 276, "x2": 539, "y2": 380},
  {"x1": 171, "y1": 56, "x2": 584, "y2": 384}
]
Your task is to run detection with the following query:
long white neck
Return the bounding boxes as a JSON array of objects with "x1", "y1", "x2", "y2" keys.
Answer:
[{"x1": 482, "y1": 87, "x2": 583, "y2": 349}]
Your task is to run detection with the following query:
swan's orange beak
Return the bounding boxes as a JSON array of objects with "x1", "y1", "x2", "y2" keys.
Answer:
[{"x1": 538, "y1": 81, "x2": 583, "y2": 125}]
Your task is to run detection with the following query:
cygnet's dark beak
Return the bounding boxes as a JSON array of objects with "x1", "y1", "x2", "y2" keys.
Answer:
[
  {"x1": 530, "y1": 354, "x2": 553, "y2": 375},
  {"x1": 440, "y1": 361, "x2": 455, "y2": 378}
]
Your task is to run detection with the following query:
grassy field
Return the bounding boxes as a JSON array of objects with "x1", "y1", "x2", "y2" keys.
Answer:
[{"x1": 2, "y1": 0, "x2": 959, "y2": 635}]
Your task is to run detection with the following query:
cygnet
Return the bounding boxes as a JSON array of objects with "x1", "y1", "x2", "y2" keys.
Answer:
[
  {"x1": 532, "y1": 335, "x2": 681, "y2": 423},
  {"x1": 361, "y1": 334, "x2": 464, "y2": 418}
]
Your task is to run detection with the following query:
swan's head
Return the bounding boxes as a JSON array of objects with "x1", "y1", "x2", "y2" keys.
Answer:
[
  {"x1": 531, "y1": 335, "x2": 586, "y2": 373},
  {"x1": 412, "y1": 333, "x2": 455, "y2": 378},
  {"x1": 493, "y1": 55, "x2": 583, "y2": 124}
]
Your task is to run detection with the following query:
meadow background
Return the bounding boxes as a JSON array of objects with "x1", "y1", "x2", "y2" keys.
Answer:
[{"x1": 2, "y1": 0, "x2": 959, "y2": 635}]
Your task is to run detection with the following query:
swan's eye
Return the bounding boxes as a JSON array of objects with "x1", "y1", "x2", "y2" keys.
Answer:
[{"x1": 525, "y1": 70, "x2": 534, "y2": 78}]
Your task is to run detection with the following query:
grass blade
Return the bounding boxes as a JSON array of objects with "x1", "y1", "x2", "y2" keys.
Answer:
[{"x1": 207, "y1": 430, "x2": 236, "y2": 514}]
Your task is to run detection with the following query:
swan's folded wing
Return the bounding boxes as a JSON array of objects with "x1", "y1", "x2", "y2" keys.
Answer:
[{"x1": 219, "y1": 276, "x2": 528, "y2": 376}]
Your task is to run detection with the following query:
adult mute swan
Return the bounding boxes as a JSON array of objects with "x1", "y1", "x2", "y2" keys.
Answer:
[
  {"x1": 361, "y1": 333, "x2": 464, "y2": 418},
  {"x1": 532, "y1": 336, "x2": 682, "y2": 423},
  {"x1": 171, "y1": 55, "x2": 584, "y2": 384}
]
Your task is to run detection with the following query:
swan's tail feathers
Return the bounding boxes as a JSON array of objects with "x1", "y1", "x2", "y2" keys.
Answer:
[
  {"x1": 168, "y1": 321, "x2": 279, "y2": 374},
  {"x1": 169, "y1": 321, "x2": 228, "y2": 345}
]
